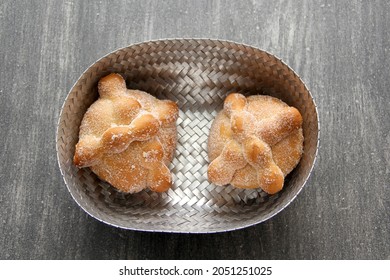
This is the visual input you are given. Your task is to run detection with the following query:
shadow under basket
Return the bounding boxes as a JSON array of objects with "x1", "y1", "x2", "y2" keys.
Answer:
[{"x1": 56, "y1": 39, "x2": 319, "y2": 233}]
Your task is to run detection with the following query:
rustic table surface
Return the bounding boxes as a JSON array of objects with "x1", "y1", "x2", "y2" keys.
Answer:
[{"x1": 0, "y1": 0, "x2": 388, "y2": 260}]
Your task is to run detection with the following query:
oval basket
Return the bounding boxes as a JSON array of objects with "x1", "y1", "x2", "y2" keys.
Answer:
[{"x1": 56, "y1": 39, "x2": 319, "y2": 233}]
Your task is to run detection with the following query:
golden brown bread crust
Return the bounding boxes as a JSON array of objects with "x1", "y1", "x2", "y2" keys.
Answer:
[
  {"x1": 74, "y1": 73, "x2": 179, "y2": 193},
  {"x1": 207, "y1": 93, "x2": 303, "y2": 194}
]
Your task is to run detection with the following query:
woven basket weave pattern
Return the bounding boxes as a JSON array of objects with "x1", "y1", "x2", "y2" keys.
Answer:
[{"x1": 56, "y1": 39, "x2": 318, "y2": 233}]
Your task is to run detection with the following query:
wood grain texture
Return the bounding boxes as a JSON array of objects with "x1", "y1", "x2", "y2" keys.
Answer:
[{"x1": 0, "y1": 0, "x2": 388, "y2": 259}]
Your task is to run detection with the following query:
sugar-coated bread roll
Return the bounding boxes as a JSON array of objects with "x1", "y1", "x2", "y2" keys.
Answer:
[
  {"x1": 208, "y1": 93, "x2": 303, "y2": 194},
  {"x1": 74, "y1": 73, "x2": 179, "y2": 193}
]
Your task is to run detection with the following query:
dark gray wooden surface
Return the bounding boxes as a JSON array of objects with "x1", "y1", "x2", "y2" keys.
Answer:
[{"x1": 0, "y1": 0, "x2": 388, "y2": 260}]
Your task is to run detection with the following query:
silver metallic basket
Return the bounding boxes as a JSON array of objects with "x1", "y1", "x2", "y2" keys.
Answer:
[{"x1": 56, "y1": 39, "x2": 319, "y2": 233}]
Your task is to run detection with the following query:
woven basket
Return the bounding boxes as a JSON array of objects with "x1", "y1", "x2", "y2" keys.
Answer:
[{"x1": 56, "y1": 39, "x2": 319, "y2": 233}]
